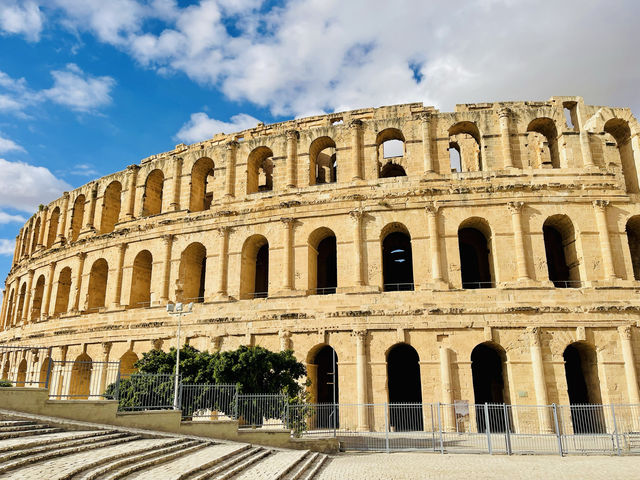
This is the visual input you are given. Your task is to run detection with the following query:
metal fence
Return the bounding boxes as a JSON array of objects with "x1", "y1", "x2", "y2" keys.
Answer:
[
  {"x1": 0, "y1": 345, "x2": 52, "y2": 388},
  {"x1": 113, "y1": 372, "x2": 179, "y2": 411},
  {"x1": 237, "y1": 393, "x2": 288, "y2": 429},
  {"x1": 48, "y1": 360, "x2": 120, "y2": 399},
  {"x1": 181, "y1": 383, "x2": 237, "y2": 420}
]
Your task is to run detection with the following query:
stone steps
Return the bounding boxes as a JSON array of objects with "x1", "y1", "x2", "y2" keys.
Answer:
[
  {"x1": 0, "y1": 430, "x2": 114, "y2": 453},
  {"x1": 0, "y1": 426, "x2": 64, "y2": 439},
  {"x1": 187, "y1": 446, "x2": 271, "y2": 480},
  {"x1": 280, "y1": 452, "x2": 328, "y2": 480},
  {"x1": 233, "y1": 450, "x2": 310, "y2": 480},
  {"x1": 0, "y1": 420, "x2": 34, "y2": 427}
]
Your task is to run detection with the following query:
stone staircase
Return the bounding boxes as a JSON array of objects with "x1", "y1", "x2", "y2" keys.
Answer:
[{"x1": 0, "y1": 415, "x2": 329, "y2": 479}]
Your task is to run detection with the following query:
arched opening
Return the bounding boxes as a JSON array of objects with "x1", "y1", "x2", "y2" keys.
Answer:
[
  {"x1": 100, "y1": 181, "x2": 122, "y2": 234},
  {"x1": 309, "y1": 345, "x2": 339, "y2": 428},
  {"x1": 16, "y1": 358, "x2": 27, "y2": 387},
  {"x1": 247, "y1": 147, "x2": 274, "y2": 194},
  {"x1": 69, "y1": 353, "x2": 92, "y2": 399},
  {"x1": 527, "y1": 117, "x2": 560, "y2": 169},
  {"x1": 142, "y1": 169, "x2": 164, "y2": 217},
  {"x1": 381, "y1": 226, "x2": 414, "y2": 291},
  {"x1": 458, "y1": 219, "x2": 493, "y2": 289},
  {"x1": 240, "y1": 235, "x2": 269, "y2": 299},
  {"x1": 54, "y1": 267, "x2": 72, "y2": 316},
  {"x1": 308, "y1": 228, "x2": 337, "y2": 295},
  {"x1": 471, "y1": 343, "x2": 509, "y2": 432},
  {"x1": 563, "y1": 343, "x2": 605, "y2": 433},
  {"x1": 130, "y1": 250, "x2": 152, "y2": 308},
  {"x1": 543, "y1": 215, "x2": 580, "y2": 288},
  {"x1": 604, "y1": 118, "x2": 639, "y2": 193},
  {"x1": 120, "y1": 351, "x2": 139, "y2": 377},
  {"x1": 20, "y1": 226, "x2": 30, "y2": 257},
  {"x1": 387, "y1": 343, "x2": 423, "y2": 431},
  {"x1": 449, "y1": 142, "x2": 462, "y2": 172},
  {"x1": 47, "y1": 207, "x2": 60, "y2": 248},
  {"x1": 189, "y1": 157, "x2": 215, "y2": 212},
  {"x1": 309, "y1": 137, "x2": 337, "y2": 185},
  {"x1": 39, "y1": 357, "x2": 51, "y2": 386},
  {"x1": 449, "y1": 122, "x2": 482, "y2": 171},
  {"x1": 4, "y1": 290, "x2": 14, "y2": 329},
  {"x1": 178, "y1": 243, "x2": 206, "y2": 303},
  {"x1": 30, "y1": 275, "x2": 45, "y2": 321},
  {"x1": 16, "y1": 283, "x2": 26, "y2": 324},
  {"x1": 31, "y1": 217, "x2": 41, "y2": 252},
  {"x1": 626, "y1": 216, "x2": 640, "y2": 280},
  {"x1": 1, "y1": 359, "x2": 9, "y2": 380},
  {"x1": 87, "y1": 259, "x2": 109, "y2": 311},
  {"x1": 377, "y1": 128, "x2": 406, "y2": 178},
  {"x1": 70, "y1": 194, "x2": 85, "y2": 242}
]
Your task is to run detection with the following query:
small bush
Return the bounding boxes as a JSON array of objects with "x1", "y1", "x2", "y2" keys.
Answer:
[{"x1": 0, "y1": 379, "x2": 12, "y2": 388}]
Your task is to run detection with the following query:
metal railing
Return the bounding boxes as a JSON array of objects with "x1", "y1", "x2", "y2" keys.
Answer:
[
  {"x1": 48, "y1": 360, "x2": 120, "y2": 399},
  {"x1": 236, "y1": 393, "x2": 288, "y2": 429},
  {"x1": 383, "y1": 283, "x2": 415, "y2": 292},
  {"x1": 551, "y1": 280, "x2": 583, "y2": 288},
  {"x1": 181, "y1": 383, "x2": 237, "y2": 420},
  {"x1": 314, "y1": 287, "x2": 337, "y2": 295},
  {"x1": 113, "y1": 372, "x2": 179, "y2": 410},
  {"x1": 0, "y1": 345, "x2": 52, "y2": 388},
  {"x1": 252, "y1": 291, "x2": 268, "y2": 299},
  {"x1": 461, "y1": 281, "x2": 495, "y2": 289}
]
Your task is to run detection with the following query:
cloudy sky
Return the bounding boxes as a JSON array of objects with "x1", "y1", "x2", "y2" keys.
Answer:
[{"x1": 0, "y1": 0, "x2": 639, "y2": 286}]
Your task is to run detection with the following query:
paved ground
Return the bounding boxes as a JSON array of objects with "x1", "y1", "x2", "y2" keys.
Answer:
[{"x1": 317, "y1": 452, "x2": 640, "y2": 480}]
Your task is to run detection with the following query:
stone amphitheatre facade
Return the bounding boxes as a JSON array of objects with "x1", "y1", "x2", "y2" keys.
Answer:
[{"x1": 1, "y1": 96, "x2": 640, "y2": 432}]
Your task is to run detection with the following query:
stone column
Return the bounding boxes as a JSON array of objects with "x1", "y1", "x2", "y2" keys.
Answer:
[
  {"x1": 170, "y1": 157, "x2": 182, "y2": 211},
  {"x1": 439, "y1": 345, "x2": 455, "y2": 431},
  {"x1": 72, "y1": 252, "x2": 86, "y2": 312},
  {"x1": 96, "y1": 342, "x2": 112, "y2": 398},
  {"x1": 349, "y1": 120, "x2": 363, "y2": 181},
  {"x1": 618, "y1": 325, "x2": 640, "y2": 404},
  {"x1": 579, "y1": 130, "x2": 595, "y2": 168},
  {"x1": 160, "y1": 235, "x2": 174, "y2": 304},
  {"x1": 111, "y1": 243, "x2": 127, "y2": 308},
  {"x1": 54, "y1": 345, "x2": 68, "y2": 398},
  {"x1": 286, "y1": 130, "x2": 299, "y2": 188},
  {"x1": 0, "y1": 289, "x2": 7, "y2": 330},
  {"x1": 349, "y1": 210, "x2": 366, "y2": 287},
  {"x1": 425, "y1": 204, "x2": 445, "y2": 287},
  {"x1": 121, "y1": 165, "x2": 139, "y2": 222},
  {"x1": 279, "y1": 329, "x2": 292, "y2": 351},
  {"x1": 215, "y1": 227, "x2": 231, "y2": 299},
  {"x1": 529, "y1": 327, "x2": 553, "y2": 433},
  {"x1": 281, "y1": 218, "x2": 295, "y2": 291},
  {"x1": 36, "y1": 207, "x2": 47, "y2": 250},
  {"x1": 593, "y1": 200, "x2": 617, "y2": 280},
  {"x1": 83, "y1": 183, "x2": 98, "y2": 233},
  {"x1": 22, "y1": 269, "x2": 34, "y2": 323},
  {"x1": 420, "y1": 113, "x2": 434, "y2": 173},
  {"x1": 42, "y1": 261, "x2": 56, "y2": 319},
  {"x1": 224, "y1": 141, "x2": 238, "y2": 198},
  {"x1": 13, "y1": 233, "x2": 20, "y2": 265},
  {"x1": 55, "y1": 192, "x2": 70, "y2": 245},
  {"x1": 508, "y1": 201, "x2": 531, "y2": 281},
  {"x1": 498, "y1": 107, "x2": 514, "y2": 169},
  {"x1": 352, "y1": 329, "x2": 369, "y2": 431}
]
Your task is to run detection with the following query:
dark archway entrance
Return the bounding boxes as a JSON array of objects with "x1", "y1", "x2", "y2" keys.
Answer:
[
  {"x1": 543, "y1": 225, "x2": 571, "y2": 287},
  {"x1": 382, "y1": 232, "x2": 414, "y2": 291},
  {"x1": 563, "y1": 343, "x2": 605, "y2": 433},
  {"x1": 458, "y1": 228, "x2": 492, "y2": 289},
  {"x1": 387, "y1": 343, "x2": 423, "y2": 431},
  {"x1": 316, "y1": 236, "x2": 337, "y2": 294},
  {"x1": 254, "y1": 244, "x2": 269, "y2": 298},
  {"x1": 312, "y1": 346, "x2": 339, "y2": 429},
  {"x1": 471, "y1": 343, "x2": 508, "y2": 432}
]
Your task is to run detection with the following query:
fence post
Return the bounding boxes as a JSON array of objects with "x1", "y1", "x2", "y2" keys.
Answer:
[
  {"x1": 437, "y1": 402, "x2": 444, "y2": 454},
  {"x1": 430, "y1": 403, "x2": 436, "y2": 453},
  {"x1": 234, "y1": 390, "x2": 239, "y2": 419},
  {"x1": 484, "y1": 403, "x2": 492, "y2": 455},
  {"x1": 503, "y1": 404, "x2": 512, "y2": 455},
  {"x1": 610, "y1": 404, "x2": 621, "y2": 456},
  {"x1": 384, "y1": 402, "x2": 390, "y2": 454},
  {"x1": 552, "y1": 403, "x2": 563, "y2": 456},
  {"x1": 285, "y1": 396, "x2": 290, "y2": 430}
]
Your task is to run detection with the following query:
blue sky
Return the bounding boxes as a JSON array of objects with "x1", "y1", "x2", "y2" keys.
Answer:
[{"x1": 1, "y1": 0, "x2": 640, "y2": 290}]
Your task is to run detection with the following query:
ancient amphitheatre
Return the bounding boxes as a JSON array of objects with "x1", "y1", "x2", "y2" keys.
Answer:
[{"x1": 1, "y1": 95, "x2": 640, "y2": 441}]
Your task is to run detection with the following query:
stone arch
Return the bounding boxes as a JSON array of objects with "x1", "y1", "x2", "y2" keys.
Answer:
[
  {"x1": 189, "y1": 157, "x2": 215, "y2": 212},
  {"x1": 120, "y1": 350, "x2": 139, "y2": 377},
  {"x1": 20, "y1": 225, "x2": 30, "y2": 257},
  {"x1": 449, "y1": 121, "x2": 482, "y2": 171},
  {"x1": 308, "y1": 227, "x2": 337, "y2": 295},
  {"x1": 130, "y1": 250, "x2": 153, "y2": 308},
  {"x1": 471, "y1": 342, "x2": 509, "y2": 432},
  {"x1": 4, "y1": 289, "x2": 14, "y2": 330},
  {"x1": 87, "y1": 258, "x2": 109, "y2": 310},
  {"x1": 380, "y1": 223, "x2": 414, "y2": 291},
  {"x1": 458, "y1": 217, "x2": 494, "y2": 289},
  {"x1": 626, "y1": 215, "x2": 640, "y2": 280},
  {"x1": 46, "y1": 207, "x2": 60, "y2": 248},
  {"x1": 142, "y1": 169, "x2": 164, "y2": 217},
  {"x1": 54, "y1": 267, "x2": 72, "y2": 316},
  {"x1": 16, "y1": 358, "x2": 27, "y2": 387},
  {"x1": 70, "y1": 353, "x2": 92, "y2": 399},
  {"x1": 309, "y1": 136, "x2": 337, "y2": 185},
  {"x1": 70, "y1": 194, "x2": 85, "y2": 242},
  {"x1": 100, "y1": 181, "x2": 122, "y2": 234},
  {"x1": 16, "y1": 282, "x2": 26, "y2": 324},
  {"x1": 31, "y1": 217, "x2": 41, "y2": 252},
  {"x1": 178, "y1": 242, "x2": 206, "y2": 303},
  {"x1": 38, "y1": 356, "x2": 51, "y2": 385},
  {"x1": 247, "y1": 146, "x2": 274, "y2": 194},
  {"x1": 30, "y1": 274, "x2": 45, "y2": 321},
  {"x1": 387, "y1": 342, "x2": 423, "y2": 431},
  {"x1": 604, "y1": 118, "x2": 639, "y2": 193},
  {"x1": 376, "y1": 128, "x2": 406, "y2": 178},
  {"x1": 1, "y1": 357, "x2": 9, "y2": 380},
  {"x1": 240, "y1": 234, "x2": 269, "y2": 299},
  {"x1": 306, "y1": 344, "x2": 339, "y2": 428},
  {"x1": 527, "y1": 117, "x2": 560, "y2": 168},
  {"x1": 543, "y1": 214, "x2": 581, "y2": 287}
]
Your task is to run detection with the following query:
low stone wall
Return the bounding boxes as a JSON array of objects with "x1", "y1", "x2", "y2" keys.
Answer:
[{"x1": 0, "y1": 387, "x2": 338, "y2": 453}]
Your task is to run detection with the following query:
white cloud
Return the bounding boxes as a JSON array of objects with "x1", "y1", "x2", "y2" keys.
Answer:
[
  {"x1": 0, "y1": 134, "x2": 24, "y2": 154},
  {"x1": 0, "y1": 158, "x2": 71, "y2": 212},
  {"x1": 0, "y1": 211, "x2": 25, "y2": 224},
  {"x1": 42, "y1": 63, "x2": 116, "y2": 112},
  {"x1": 68, "y1": 163, "x2": 99, "y2": 176},
  {"x1": 0, "y1": 238, "x2": 15, "y2": 256},
  {"x1": 0, "y1": 0, "x2": 44, "y2": 42},
  {"x1": 175, "y1": 112, "x2": 260, "y2": 143}
]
